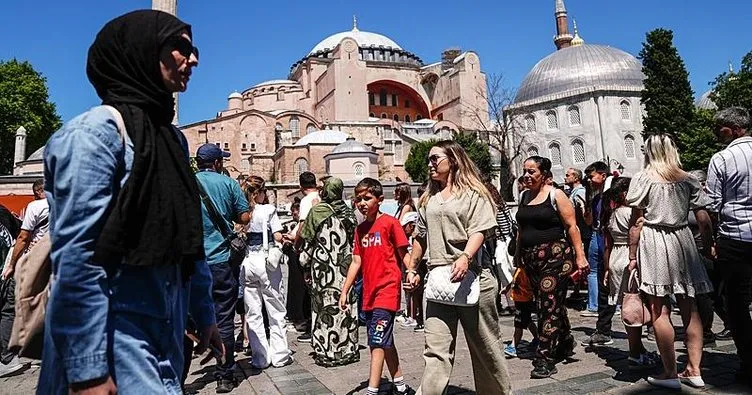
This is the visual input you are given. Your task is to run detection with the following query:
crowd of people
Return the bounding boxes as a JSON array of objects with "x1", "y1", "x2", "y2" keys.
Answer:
[{"x1": 0, "y1": 9, "x2": 751, "y2": 395}]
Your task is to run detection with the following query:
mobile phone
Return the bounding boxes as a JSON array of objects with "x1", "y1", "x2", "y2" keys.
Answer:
[{"x1": 569, "y1": 268, "x2": 585, "y2": 283}]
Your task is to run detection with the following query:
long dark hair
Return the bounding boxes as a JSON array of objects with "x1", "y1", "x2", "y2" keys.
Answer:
[{"x1": 600, "y1": 177, "x2": 631, "y2": 228}]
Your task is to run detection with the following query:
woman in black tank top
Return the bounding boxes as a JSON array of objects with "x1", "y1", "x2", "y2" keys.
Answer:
[{"x1": 514, "y1": 156, "x2": 589, "y2": 379}]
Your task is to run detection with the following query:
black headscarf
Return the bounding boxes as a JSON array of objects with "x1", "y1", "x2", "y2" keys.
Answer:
[{"x1": 88, "y1": 10, "x2": 204, "y2": 269}]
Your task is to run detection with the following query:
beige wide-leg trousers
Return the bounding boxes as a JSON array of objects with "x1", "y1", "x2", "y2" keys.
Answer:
[{"x1": 417, "y1": 268, "x2": 511, "y2": 395}]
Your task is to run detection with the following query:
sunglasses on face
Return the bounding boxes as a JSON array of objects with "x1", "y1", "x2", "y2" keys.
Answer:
[
  {"x1": 427, "y1": 154, "x2": 447, "y2": 166},
  {"x1": 165, "y1": 36, "x2": 199, "y2": 60}
]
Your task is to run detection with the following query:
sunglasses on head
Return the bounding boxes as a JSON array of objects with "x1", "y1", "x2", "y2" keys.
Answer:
[{"x1": 165, "y1": 36, "x2": 199, "y2": 59}]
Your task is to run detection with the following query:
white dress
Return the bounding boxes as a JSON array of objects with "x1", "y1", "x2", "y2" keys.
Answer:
[{"x1": 626, "y1": 172, "x2": 713, "y2": 297}]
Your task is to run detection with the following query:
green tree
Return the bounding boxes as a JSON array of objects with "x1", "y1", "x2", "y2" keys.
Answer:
[
  {"x1": 678, "y1": 108, "x2": 723, "y2": 171},
  {"x1": 711, "y1": 50, "x2": 752, "y2": 114},
  {"x1": 638, "y1": 29, "x2": 695, "y2": 145},
  {"x1": 403, "y1": 132, "x2": 493, "y2": 183},
  {"x1": 0, "y1": 59, "x2": 61, "y2": 174}
]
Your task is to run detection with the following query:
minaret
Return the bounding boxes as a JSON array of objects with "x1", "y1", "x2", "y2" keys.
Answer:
[
  {"x1": 152, "y1": 0, "x2": 179, "y2": 125},
  {"x1": 13, "y1": 126, "x2": 27, "y2": 175},
  {"x1": 554, "y1": 0, "x2": 574, "y2": 50}
]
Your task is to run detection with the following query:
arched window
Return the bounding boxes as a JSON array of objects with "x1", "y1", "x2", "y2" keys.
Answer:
[
  {"x1": 571, "y1": 139, "x2": 586, "y2": 164},
  {"x1": 624, "y1": 135, "x2": 636, "y2": 159},
  {"x1": 416, "y1": 115, "x2": 423, "y2": 120},
  {"x1": 306, "y1": 123, "x2": 316, "y2": 134},
  {"x1": 620, "y1": 100, "x2": 632, "y2": 121},
  {"x1": 549, "y1": 142, "x2": 562, "y2": 166},
  {"x1": 393, "y1": 114, "x2": 399, "y2": 121},
  {"x1": 289, "y1": 116, "x2": 300, "y2": 138},
  {"x1": 379, "y1": 89, "x2": 387, "y2": 106},
  {"x1": 354, "y1": 162, "x2": 365, "y2": 178},
  {"x1": 277, "y1": 91, "x2": 285, "y2": 101},
  {"x1": 546, "y1": 110, "x2": 558, "y2": 129},
  {"x1": 568, "y1": 106, "x2": 581, "y2": 126},
  {"x1": 293, "y1": 157, "x2": 308, "y2": 178},
  {"x1": 527, "y1": 146, "x2": 539, "y2": 157},
  {"x1": 524, "y1": 115, "x2": 536, "y2": 133},
  {"x1": 381, "y1": 113, "x2": 388, "y2": 119},
  {"x1": 404, "y1": 115, "x2": 411, "y2": 122},
  {"x1": 369, "y1": 112, "x2": 375, "y2": 117}
]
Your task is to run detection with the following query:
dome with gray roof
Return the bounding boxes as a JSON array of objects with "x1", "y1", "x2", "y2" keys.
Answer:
[
  {"x1": 695, "y1": 89, "x2": 718, "y2": 110},
  {"x1": 26, "y1": 146, "x2": 45, "y2": 161},
  {"x1": 294, "y1": 130, "x2": 349, "y2": 146},
  {"x1": 331, "y1": 137, "x2": 372, "y2": 154},
  {"x1": 515, "y1": 44, "x2": 644, "y2": 104}
]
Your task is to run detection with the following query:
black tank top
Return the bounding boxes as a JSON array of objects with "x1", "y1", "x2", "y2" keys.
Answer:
[{"x1": 516, "y1": 190, "x2": 566, "y2": 248}]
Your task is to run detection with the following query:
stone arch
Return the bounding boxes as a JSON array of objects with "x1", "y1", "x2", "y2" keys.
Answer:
[{"x1": 366, "y1": 79, "x2": 431, "y2": 119}]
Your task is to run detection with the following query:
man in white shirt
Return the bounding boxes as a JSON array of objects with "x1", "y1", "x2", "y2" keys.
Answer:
[
  {"x1": 292, "y1": 171, "x2": 320, "y2": 343},
  {"x1": 0, "y1": 179, "x2": 47, "y2": 377},
  {"x1": 706, "y1": 106, "x2": 752, "y2": 386}
]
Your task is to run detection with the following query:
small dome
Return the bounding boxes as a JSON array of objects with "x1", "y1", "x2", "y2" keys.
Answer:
[
  {"x1": 309, "y1": 28, "x2": 402, "y2": 56},
  {"x1": 331, "y1": 137, "x2": 372, "y2": 154},
  {"x1": 26, "y1": 146, "x2": 44, "y2": 161},
  {"x1": 228, "y1": 91, "x2": 242, "y2": 99},
  {"x1": 696, "y1": 90, "x2": 718, "y2": 110},
  {"x1": 252, "y1": 79, "x2": 299, "y2": 88},
  {"x1": 515, "y1": 44, "x2": 644, "y2": 104},
  {"x1": 294, "y1": 130, "x2": 349, "y2": 146}
]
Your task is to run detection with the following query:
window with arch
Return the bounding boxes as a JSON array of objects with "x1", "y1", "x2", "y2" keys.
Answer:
[
  {"x1": 624, "y1": 134, "x2": 636, "y2": 159},
  {"x1": 369, "y1": 112, "x2": 375, "y2": 117},
  {"x1": 620, "y1": 100, "x2": 632, "y2": 121},
  {"x1": 381, "y1": 113, "x2": 388, "y2": 119},
  {"x1": 277, "y1": 91, "x2": 285, "y2": 101},
  {"x1": 524, "y1": 115, "x2": 536, "y2": 133},
  {"x1": 306, "y1": 123, "x2": 316, "y2": 134},
  {"x1": 546, "y1": 110, "x2": 558, "y2": 129},
  {"x1": 393, "y1": 114, "x2": 399, "y2": 121},
  {"x1": 293, "y1": 157, "x2": 308, "y2": 178},
  {"x1": 568, "y1": 106, "x2": 581, "y2": 126},
  {"x1": 527, "y1": 146, "x2": 539, "y2": 157},
  {"x1": 416, "y1": 115, "x2": 423, "y2": 120},
  {"x1": 289, "y1": 116, "x2": 300, "y2": 138},
  {"x1": 354, "y1": 162, "x2": 365, "y2": 177},
  {"x1": 571, "y1": 139, "x2": 586, "y2": 164},
  {"x1": 379, "y1": 89, "x2": 387, "y2": 106},
  {"x1": 404, "y1": 114, "x2": 411, "y2": 122},
  {"x1": 549, "y1": 142, "x2": 562, "y2": 166}
]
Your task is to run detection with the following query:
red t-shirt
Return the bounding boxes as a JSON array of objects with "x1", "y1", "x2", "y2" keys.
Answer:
[{"x1": 353, "y1": 214, "x2": 409, "y2": 312}]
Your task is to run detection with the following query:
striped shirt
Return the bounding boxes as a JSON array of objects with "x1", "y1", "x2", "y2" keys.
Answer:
[
  {"x1": 706, "y1": 136, "x2": 752, "y2": 242},
  {"x1": 496, "y1": 203, "x2": 515, "y2": 240}
]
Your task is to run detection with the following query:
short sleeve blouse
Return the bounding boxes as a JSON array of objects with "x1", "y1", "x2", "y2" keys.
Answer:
[{"x1": 626, "y1": 171, "x2": 711, "y2": 228}]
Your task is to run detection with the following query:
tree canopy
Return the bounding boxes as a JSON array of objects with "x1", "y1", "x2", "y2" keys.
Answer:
[
  {"x1": 711, "y1": 50, "x2": 752, "y2": 114},
  {"x1": 678, "y1": 108, "x2": 723, "y2": 171},
  {"x1": 639, "y1": 28, "x2": 695, "y2": 145},
  {"x1": 0, "y1": 59, "x2": 61, "y2": 174},
  {"x1": 404, "y1": 132, "x2": 493, "y2": 183}
]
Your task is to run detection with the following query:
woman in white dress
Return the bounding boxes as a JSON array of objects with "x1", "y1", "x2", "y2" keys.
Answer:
[
  {"x1": 242, "y1": 176, "x2": 293, "y2": 369},
  {"x1": 626, "y1": 134, "x2": 714, "y2": 389}
]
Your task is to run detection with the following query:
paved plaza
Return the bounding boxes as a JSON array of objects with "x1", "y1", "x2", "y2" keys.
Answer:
[{"x1": 2, "y1": 301, "x2": 749, "y2": 395}]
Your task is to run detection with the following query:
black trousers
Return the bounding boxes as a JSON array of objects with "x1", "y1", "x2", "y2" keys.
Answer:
[
  {"x1": 717, "y1": 237, "x2": 752, "y2": 373},
  {"x1": 210, "y1": 262, "x2": 238, "y2": 379},
  {"x1": 0, "y1": 277, "x2": 15, "y2": 364},
  {"x1": 285, "y1": 252, "x2": 311, "y2": 331},
  {"x1": 595, "y1": 269, "x2": 617, "y2": 336}
]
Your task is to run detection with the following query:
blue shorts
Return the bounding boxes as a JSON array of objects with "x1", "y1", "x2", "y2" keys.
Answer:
[{"x1": 365, "y1": 308, "x2": 395, "y2": 349}]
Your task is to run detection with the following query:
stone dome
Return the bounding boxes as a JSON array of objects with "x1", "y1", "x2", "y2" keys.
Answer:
[
  {"x1": 26, "y1": 146, "x2": 44, "y2": 161},
  {"x1": 228, "y1": 91, "x2": 242, "y2": 99},
  {"x1": 308, "y1": 28, "x2": 402, "y2": 56},
  {"x1": 294, "y1": 130, "x2": 349, "y2": 146},
  {"x1": 252, "y1": 79, "x2": 299, "y2": 88},
  {"x1": 696, "y1": 89, "x2": 718, "y2": 110},
  {"x1": 331, "y1": 137, "x2": 372, "y2": 154},
  {"x1": 515, "y1": 44, "x2": 644, "y2": 104}
]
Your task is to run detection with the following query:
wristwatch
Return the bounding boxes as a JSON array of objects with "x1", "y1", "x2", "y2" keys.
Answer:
[{"x1": 459, "y1": 252, "x2": 472, "y2": 262}]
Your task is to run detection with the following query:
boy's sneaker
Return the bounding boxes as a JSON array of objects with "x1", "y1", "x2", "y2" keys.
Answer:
[
  {"x1": 392, "y1": 384, "x2": 416, "y2": 395},
  {"x1": 580, "y1": 310, "x2": 599, "y2": 317},
  {"x1": 628, "y1": 351, "x2": 660, "y2": 370},
  {"x1": 503, "y1": 344, "x2": 517, "y2": 358},
  {"x1": 296, "y1": 332, "x2": 312, "y2": 343},
  {"x1": 580, "y1": 332, "x2": 613, "y2": 346},
  {"x1": 530, "y1": 361, "x2": 558, "y2": 379},
  {"x1": 413, "y1": 324, "x2": 425, "y2": 333},
  {"x1": 401, "y1": 317, "x2": 417, "y2": 327}
]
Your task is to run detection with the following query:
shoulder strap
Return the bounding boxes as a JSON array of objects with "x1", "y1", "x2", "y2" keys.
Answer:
[
  {"x1": 549, "y1": 189, "x2": 558, "y2": 212},
  {"x1": 196, "y1": 177, "x2": 233, "y2": 240},
  {"x1": 262, "y1": 212, "x2": 269, "y2": 252}
]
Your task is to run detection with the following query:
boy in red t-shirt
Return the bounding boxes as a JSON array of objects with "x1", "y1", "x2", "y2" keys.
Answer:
[{"x1": 340, "y1": 178, "x2": 413, "y2": 395}]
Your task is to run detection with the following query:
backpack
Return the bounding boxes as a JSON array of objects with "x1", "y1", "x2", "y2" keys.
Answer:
[{"x1": 9, "y1": 106, "x2": 126, "y2": 359}]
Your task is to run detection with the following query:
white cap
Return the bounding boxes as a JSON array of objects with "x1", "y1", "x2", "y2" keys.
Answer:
[{"x1": 400, "y1": 212, "x2": 419, "y2": 226}]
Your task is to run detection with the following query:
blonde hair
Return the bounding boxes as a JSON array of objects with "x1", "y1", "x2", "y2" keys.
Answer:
[
  {"x1": 419, "y1": 140, "x2": 497, "y2": 213},
  {"x1": 644, "y1": 134, "x2": 686, "y2": 182},
  {"x1": 243, "y1": 175, "x2": 267, "y2": 213}
]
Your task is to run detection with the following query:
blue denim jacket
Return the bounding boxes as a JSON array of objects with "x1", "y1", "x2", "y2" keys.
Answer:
[{"x1": 38, "y1": 106, "x2": 215, "y2": 393}]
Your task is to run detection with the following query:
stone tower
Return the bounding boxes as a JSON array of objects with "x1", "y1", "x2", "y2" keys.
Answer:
[
  {"x1": 13, "y1": 126, "x2": 27, "y2": 175},
  {"x1": 152, "y1": 0, "x2": 179, "y2": 124},
  {"x1": 553, "y1": 0, "x2": 573, "y2": 50}
]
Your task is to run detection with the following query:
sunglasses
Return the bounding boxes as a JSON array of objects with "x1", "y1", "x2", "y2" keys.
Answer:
[
  {"x1": 165, "y1": 36, "x2": 199, "y2": 60},
  {"x1": 427, "y1": 154, "x2": 447, "y2": 166}
]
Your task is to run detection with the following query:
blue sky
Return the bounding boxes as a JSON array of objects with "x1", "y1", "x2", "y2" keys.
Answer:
[{"x1": 1, "y1": 0, "x2": 749, "y2": 126}]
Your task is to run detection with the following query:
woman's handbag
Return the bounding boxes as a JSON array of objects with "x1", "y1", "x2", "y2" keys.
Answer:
[
  {"x1": 424, "y1": 246, "x2": 488, "y2": 306},
  {"x1": 621, "y1": 267, "x2": 651, "y2": 327},
  {"x1": 262, "y1": 216, "x2": 283, "y2": 270}
]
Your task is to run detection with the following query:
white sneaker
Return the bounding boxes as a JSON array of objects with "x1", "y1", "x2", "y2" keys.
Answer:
[
  {"x1": 0, "y1": 357, "x2": 27, "y2": 378},
  {"x1": 401, "y1": 317, "x2": 417, "y2": 327}
]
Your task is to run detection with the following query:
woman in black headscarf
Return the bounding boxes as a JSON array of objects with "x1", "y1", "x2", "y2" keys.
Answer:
[{"x1": 39, "y1": 10, "x2": 221, "y2": 394}]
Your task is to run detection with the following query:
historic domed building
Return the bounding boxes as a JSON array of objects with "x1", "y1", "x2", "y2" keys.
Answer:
[
  {"x1": 181, "y1": 17, "x2": 488, "y2": 203},
  {"x1": 506, "y1": 0, "x2": 646, "y2": 181}
]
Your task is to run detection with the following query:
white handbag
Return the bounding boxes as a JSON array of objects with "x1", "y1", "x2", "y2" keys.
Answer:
[
  {"x1": 424, "y1": 264, "x2": 480, "y2": 306},
  {"x1": 262, "y1": 215, "x2": 283, "y2": 270}
]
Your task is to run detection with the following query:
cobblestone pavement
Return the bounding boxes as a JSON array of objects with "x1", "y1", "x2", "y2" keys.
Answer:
[{"x1": 2, "y1": 303, "x2": 749, "y2": 394}]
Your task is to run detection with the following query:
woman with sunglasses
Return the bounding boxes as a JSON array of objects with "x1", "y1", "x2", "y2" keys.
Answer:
[
  {"x1": 241, "y1": 176, "x2": 293, "y2": 370},
  {"x1": 406, "y1": 140, "x2": 511, "y2": 394}
]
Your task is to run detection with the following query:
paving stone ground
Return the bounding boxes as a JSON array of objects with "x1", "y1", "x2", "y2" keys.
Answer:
[{"x1": 3, "y1": 298, "x2": 750, "y2": 394}]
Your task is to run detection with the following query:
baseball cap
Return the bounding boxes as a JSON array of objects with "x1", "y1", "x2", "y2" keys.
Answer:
[
  {"x1": 196, "y1": 143, "x2": 231, "y2": 162},
  {"x1": 400, "y1": 211, "x2": 419, "y2": 226}
]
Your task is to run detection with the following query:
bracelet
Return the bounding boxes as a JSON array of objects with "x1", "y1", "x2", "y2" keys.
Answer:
[
  {"x1": 459, "y1": 252, "x2": 472, "y2": 261},
  {"x1": 629, "y1": 257, "x2": 637, "y2": 261},
  {"x1": 406, "y1": 270, "x2": 419, "y2": 276}
]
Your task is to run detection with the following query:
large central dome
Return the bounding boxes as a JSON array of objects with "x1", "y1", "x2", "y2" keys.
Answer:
[
  {"x1": 515, "y1": 44, "x2": 644, "y2": 104},
  {"x1": 308, "y1": 27, "x2": 402, "y2": 56}
]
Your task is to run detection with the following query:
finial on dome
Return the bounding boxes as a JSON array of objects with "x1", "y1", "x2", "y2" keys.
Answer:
[
  {"x1": 729, "y1": 61, "x2": 734, "y2": 73},
  {"x1": 571, "y1": 19, "x2": 584, "y2": 46},
  {"x1": 352, "y1": 15, "x2": 358, "y2": 31}
]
